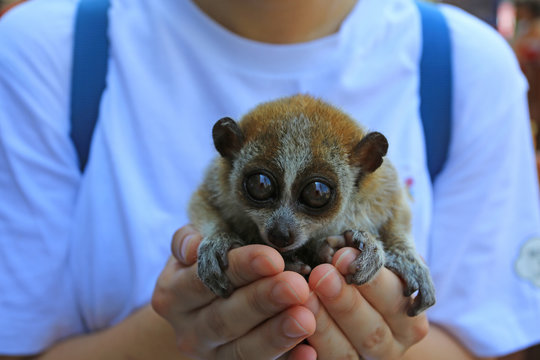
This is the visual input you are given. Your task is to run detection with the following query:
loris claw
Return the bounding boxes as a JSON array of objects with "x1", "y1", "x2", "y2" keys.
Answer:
[
  {"x1": 189, "y1": 94, "x2": 436, "y2": 316},
  {"x1": 343, "y1": 230, "x2": 385, "y2": 286}
]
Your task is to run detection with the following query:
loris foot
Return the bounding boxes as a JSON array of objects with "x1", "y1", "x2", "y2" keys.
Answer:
[
  {"x1": 385, "y1": 250, "x2": 436, "y2": 316},
  {"x1": 342, "y1": 230, "x2": 385, "y2": 286},
  {"x1": 197, "y1": 233, "x2": 243, "y2": 298}
]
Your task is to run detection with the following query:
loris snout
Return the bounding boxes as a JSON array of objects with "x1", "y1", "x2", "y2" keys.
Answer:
[{"x1": 189, "y1": 94, "x2": 435, "y2": 316}]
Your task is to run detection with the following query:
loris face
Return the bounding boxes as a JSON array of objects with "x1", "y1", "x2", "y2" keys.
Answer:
[
  {"x1": 233, "y1": 142, "x2": 346, "y2": 252},
  {"x1": 213, "y1": 96, "x2": 388, "y2": 253}
]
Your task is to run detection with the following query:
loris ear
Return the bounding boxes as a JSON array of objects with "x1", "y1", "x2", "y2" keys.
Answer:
[
  {"x1": 212, "y1": 117, "x2": 245, "y2": 160},
  {"x1": 351, "y1": 132, "x2": 388, "y2": 174}
]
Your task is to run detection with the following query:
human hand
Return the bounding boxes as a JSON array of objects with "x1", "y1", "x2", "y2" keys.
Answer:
[
  {"x1": 304, "y1": 247, "x2": 429, "y2": 360},
  {"x1": 151, "y1": 225, "x2": 317, "y2": 360}
]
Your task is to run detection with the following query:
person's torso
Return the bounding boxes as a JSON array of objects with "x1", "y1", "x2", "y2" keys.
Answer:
[{"x1": 69, "y1": 0, "x2": 432, "y2": 330}]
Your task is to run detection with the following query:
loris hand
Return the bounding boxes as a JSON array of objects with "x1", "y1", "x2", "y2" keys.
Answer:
[
  {"x1": 152, "y1": 225, "x2": 317, "y2": 360},
  {"x1": 305, "y1": 247, "x2": 429, "y2": 360}
]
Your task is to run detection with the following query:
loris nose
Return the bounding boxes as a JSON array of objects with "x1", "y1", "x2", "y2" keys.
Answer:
[{"x1": 267, "y1": 225, "x2": 294, "y2": 249}]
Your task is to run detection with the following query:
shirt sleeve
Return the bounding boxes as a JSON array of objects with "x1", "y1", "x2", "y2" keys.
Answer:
[
  {"x1": 427, "y1": 6, "x2": 540, "y2": 357},
  {"x1": 0, "y1": 0, "x2": 85, "y2": 355}
]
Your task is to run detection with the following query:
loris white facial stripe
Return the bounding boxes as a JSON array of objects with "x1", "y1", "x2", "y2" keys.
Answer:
[{"x1": 276, "y1": 113, "x2": 314, "y2": 197}]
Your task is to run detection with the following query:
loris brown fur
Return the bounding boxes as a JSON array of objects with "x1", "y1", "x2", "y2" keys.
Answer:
[{"x1": 189, "y1": 94, "x2": 435, "y2": 316}]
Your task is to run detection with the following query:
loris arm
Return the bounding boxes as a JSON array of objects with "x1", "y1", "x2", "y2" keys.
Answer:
[{"x1": 189, "y1": 187, "x2": 245, "y2": 297}]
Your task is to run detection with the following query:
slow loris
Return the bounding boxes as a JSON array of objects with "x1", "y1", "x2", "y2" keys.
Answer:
[{"x1": 189, "y1": 95, "x2": 435, "y2": 316}]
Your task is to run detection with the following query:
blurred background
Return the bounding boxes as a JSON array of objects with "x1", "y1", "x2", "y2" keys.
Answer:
[
  {"x1": 444, "y1": 0, "x2": 502, "y2": 25},
  {"x1": 0, "y1": 0, "x2": 539, "y2": 358}
]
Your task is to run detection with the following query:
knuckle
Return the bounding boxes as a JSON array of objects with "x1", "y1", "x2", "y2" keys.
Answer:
[
  {"x1": 410, "y1": 317, "x2": 429, "y2": 344},
  {"x1": 151, "y1": 273, "x2": 180, "y2": 318},
  {"x1": 150, "y1": 288, "x2": 169, "y2": 317},
  {"x1": 231, "y1": 340, "x2": 249, "y2": 360},
  {"x1": 361, "y1": 326, "x2": 389, "y2": 351}
]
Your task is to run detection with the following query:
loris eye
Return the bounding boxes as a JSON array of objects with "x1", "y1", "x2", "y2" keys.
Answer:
[
  {"x1": 300, "y1": 181, "x2": 333, "y2": 209},
  {"x1": 244, "y1": 173, "x2": 276, "y2": 202}
]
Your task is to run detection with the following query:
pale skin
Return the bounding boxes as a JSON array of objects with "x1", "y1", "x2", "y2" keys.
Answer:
[
  {"x1": 191, "y1": 0, "x2": 358, "y2": 44},
  {"x1": 0, "y1": 1, "x2": 530, "y2": 359}
]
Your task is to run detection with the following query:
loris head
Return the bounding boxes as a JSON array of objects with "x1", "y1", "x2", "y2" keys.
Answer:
[{"x1": 212, "y1": 95, "x2": 388, "y2": 252}]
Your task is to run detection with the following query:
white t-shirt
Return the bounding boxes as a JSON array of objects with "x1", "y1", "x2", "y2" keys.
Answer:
[{"x1": 1, "y1": 0, "x2": 539, "y2": 356}]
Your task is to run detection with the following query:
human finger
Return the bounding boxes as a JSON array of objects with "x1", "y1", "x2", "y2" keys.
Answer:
[
  {"x1": 303, "y1": 291, "x2": 359, "y2": 359},
  {"x1": 310, "y1": 263, "x2": 404, "y2": 359},
  {"x1": 333, "y1": 248, "x2": 429, "y2": 347},
  {"x1": 192, "y1": 271, "x2": 311, "y2": 347},
  {"x1": 286, "y1": 343, "x2": 317, "y2": 360},
  {"x1": 171, "y1": 225, "x2": 202, "y2": 265},
  {"x1": 155, "y1": 244, "x2": 286, "y2": 314},
  {"x1": 215, "y1": 306, "x2": 316, "y2": 359}
]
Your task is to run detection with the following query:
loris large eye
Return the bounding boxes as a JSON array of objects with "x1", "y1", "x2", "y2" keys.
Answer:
[
  {"x1": 244, "y1": 173, "x2": 276, "y2": 202},
  {"x1": 300, "y1": 181, "x2": 333, "y2": 209}
]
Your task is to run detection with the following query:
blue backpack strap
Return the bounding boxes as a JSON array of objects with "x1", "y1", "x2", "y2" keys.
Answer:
[
  {"x1": 70, "y1": 0, "x2": 110, "y2": 172},
  {"x1": 415, "y1": 1, "x2": 453, "y2": 182}
]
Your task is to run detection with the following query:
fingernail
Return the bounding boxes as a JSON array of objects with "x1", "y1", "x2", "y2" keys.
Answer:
[
  {"x1": 180, "y1": 235, "x2": 193, "y2": 262},
  {"x1": 271, "y1": 281, "x2": 301, "y2": 305},
  {"x1": 282, "y1": 316, "x2": 309, "y2": 338},
  {"x1": 314, "y1": 268, "x2": 342, "y2": 299}
]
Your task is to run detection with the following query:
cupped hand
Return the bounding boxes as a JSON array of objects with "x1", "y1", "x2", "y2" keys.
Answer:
[
  {"x1": 305, "y1": 247, "x2": 429, "y2": 360},
  {"x1": 152, "y1": 225, "x2": 317, "y2": 360}
]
